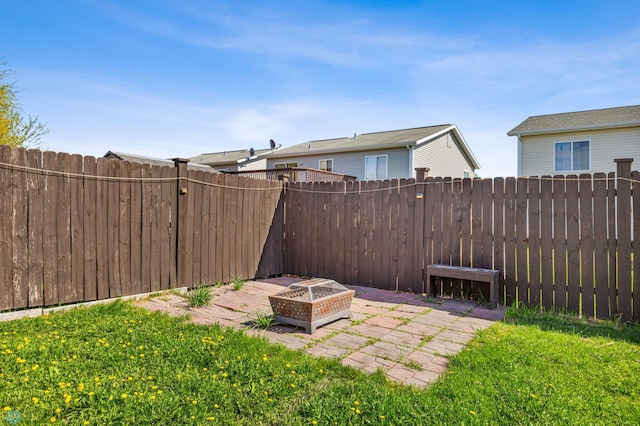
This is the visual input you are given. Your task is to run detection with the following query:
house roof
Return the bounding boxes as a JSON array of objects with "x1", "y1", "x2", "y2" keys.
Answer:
[
  {"x1": 104, "y1": 151, "x2": 214, "y2": 171},
  {"x1": 507, "y1": 105, "x2": 640, "y2": 137},
  {"x1": 189, "y1": 148, "x2": 275, "y2": 166},
  {"x1": 267, "y1": 124, "x2": 481, "y2": 169}
]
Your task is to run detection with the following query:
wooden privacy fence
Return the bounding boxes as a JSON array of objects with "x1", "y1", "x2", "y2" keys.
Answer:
[
  {"x1": 2, "y1": 143, "x2": 639, "y2": 322},
  {"x1": 0, "y1": 145, "x2": 283, "y2": 312},
  {"x1": 284, "y1": 159, "x2": 639, "y2": 322}
]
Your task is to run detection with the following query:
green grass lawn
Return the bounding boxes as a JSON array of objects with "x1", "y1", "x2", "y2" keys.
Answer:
[{"x1": 1, "y1": 301, "x2": 639, "y2": 425}]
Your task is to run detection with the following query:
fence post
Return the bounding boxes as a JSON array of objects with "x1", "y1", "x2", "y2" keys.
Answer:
[
  {"x1": 173, "y1": 158, "x2": 191, "y2": 288},
  {"x1": 615, "y1": 158, "x2": 633, "y2": 321},
  {"x1": 415, "y1": 167, "x2": 430, "y2": 182}
]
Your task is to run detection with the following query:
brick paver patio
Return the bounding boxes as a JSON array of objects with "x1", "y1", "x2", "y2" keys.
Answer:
[{"x1": 134, "y1": 276, "x2": 505, "y2": 388}]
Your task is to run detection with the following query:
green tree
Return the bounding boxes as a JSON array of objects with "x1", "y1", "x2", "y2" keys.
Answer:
[{"x1": 0, "y1": 63, "x2": 49, "y2": 147}]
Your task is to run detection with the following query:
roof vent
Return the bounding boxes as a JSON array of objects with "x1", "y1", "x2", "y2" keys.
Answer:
[
  {"x1": 308, "y1": 143, "x2": 311, "y2": 151},
  {"x1": 354, "y1": 133, "x2": 357, "y2": 138}
]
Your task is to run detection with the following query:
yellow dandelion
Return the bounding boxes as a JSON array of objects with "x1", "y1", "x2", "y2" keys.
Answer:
[
  {"x1": 192, "y1": 400, "x2": 197, "y2": 405},
  {"x1": 207, "y1": 417, "x2": 215, "y2": 421},
  {"x1": 312, "y1": 421, "x2": 318, "y2": 425},
  {"x1": 157, "y1": 390, "x2": 163, "y2": 394},
  {"x1": 379, "y1": 415, "x2": 385, "y2": 419},
  {"x1": 150, "y1": 395, "x2": 156, "y2": 401},
  {"x1": 32, "y1": 364, "x2": 39, "y2": 370},
  {"x1": 355, "y1": 409, "x2": 361, "y2": 414},
  {"x1": 530, "y1": 393, "x2": 536, "y2": 399},
  {"x1": 55, "y1": 408, "x2": 61, "y2": 414},
  {"x1": 3, "y1": 406, "x2": 11, "y2": 412},
  {"x1": 83, "y1": 422, "x2": 89, "y2": 425},
  {"x1": 290, "y1": 384, "x2": 295, "y2": 388},
  {"x1": 32, "y1": 397, "x2": 39, "y2": 404},
  {"x1": 354, "y1": 401, "x2": 359, "y2": 405},
  {"x1": 214, "y1": 404, "x2": 219, "y2": 409},
  {"x1": 50, "y1": 417, "x2": 56, "y2": 423},
  {"x1": 88, "y1": 392, "x2": 95, "y2": 397},
  {"x1": 121, "y1": 393, "x2": 128, "y2": 399},
  {"x1": 470, "y1": 410, "x2": 476, "y2": 416}
]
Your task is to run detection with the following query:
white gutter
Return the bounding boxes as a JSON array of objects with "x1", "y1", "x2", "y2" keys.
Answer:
[{"x1": 517, "y1": 135, "x2": 523, "y2": 176}]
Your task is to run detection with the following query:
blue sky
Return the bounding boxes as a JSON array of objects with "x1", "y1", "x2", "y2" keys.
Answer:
[{"x1": 2, "y1": 0, "x2": 639, "y2": 177}]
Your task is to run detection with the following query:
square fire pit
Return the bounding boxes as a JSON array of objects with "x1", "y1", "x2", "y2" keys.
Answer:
[{"x1": 268, "y1": 278, "x2": 355, "y2": 334}]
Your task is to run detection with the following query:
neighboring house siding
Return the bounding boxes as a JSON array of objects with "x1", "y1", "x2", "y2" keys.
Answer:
[
  {"x1": 413, "y1": 133, "x2": 476, "y2": 178},
  {"x1": 266, "y1": 148, "x2": 410, "y2": 180},
  {"x1": 520, "y1": 127, "x2": 640, "y2": 176},
  {"x1": 237, "y1": 158, "x2": 267, "y2": 171}
]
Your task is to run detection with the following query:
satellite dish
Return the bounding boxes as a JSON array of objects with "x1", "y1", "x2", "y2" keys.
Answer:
[
  {"x1": 269, "y1": 139, "x2": 276, "y2": 149},
  {"x1": 249, "y1": 147, "x2": 255, "y2": 157}
]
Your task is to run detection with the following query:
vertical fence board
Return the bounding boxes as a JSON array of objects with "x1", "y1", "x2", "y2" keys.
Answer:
[
  {"x1": 26, "y1": 149, "x2": 44, "y2": 307},
  {"x1": 552, "y1": 176, "x2": 567, "y2": 310},
  {"x1": 528, "y1": 177, "x2": 541, "y2": 307},
  {"x1": 566, "y1": 175, "x2": 580, "y2": 313},
  {"x1": 106, "y1": 159, "x2": 121, "y2": 297},
  {"x1": 11, "y1": 148, "x2": 29, "y2": 309},
  {"x1": 160, "y1": 167, "x2": 172, "y2": 289},
  {"x1": 150, "y1": 166, "x2": 163, "y2": 290},
  {"x1": 168, "y1": 165, "x2": 178, "y2": 287},
  {"x1": 396, "y1": 180, "x2": 409, "y2": 290},
  {"x1": 422, "y1": 179, "x2": 434, "y2": 278},
  {"x1": 540, "y1": 176, "x2": 553, "y2": 310},
  {"x1": 322, "y1": 182, "x2": 333, "y2": 278},
  {"x1": 579, "y1": 174, "x2": 594, "y2": 318},
  {"x1": 515, "y1": 178, "x2": 528, "y2": 305},
  {"x1": 441, "y1": 178, "x2": 452, "y2": 267},
  {"x1": 118, "y1": 160, "x2": 131, "y2": 296},
  {"x1": 69, "y1": 154, "x2": 84, "y2": 302},
  {"x1": 57, "y1": 153, "x2": 73, "y2": 303},
  {"x1": 450, "y1": 179, "x2": 462, "y2": 269},
  {"x1": 94, "y1": 158, "x2": 109, "y2": 300},
  {"x1": 493, "y1": 177, "x2": 505, "y2": 304},
  {"x1": 43, "y1": 152, "x2": 60, "y2": 305},
  {"x1": 373, "y1": 181, "x2": 384, "y2": 288},
  {"x1": 388, "y1": 180, "x2": 398, "y2": 290},
  {"x1": 0, "y1": 145, "x2": 12, "y2": 310},
  {"x1": 128, "y1": 162, "x2": 142, "y2": 295},
  {"x1": 607, "y1": 172, "x2": 618, "y2": 316},
  {"x1": 616, "y1": 161, "x2": 632, "y2": 321},
  {"x1": 460, "y1": 178, "x2": 472, "y2": 268},
  {"x1": 406, "y1": 179, "x2": 418, "y2": 292},
  {"x1": 503, "y1": 177, "x2": 516, "y2": 304},
  {"x1": 472, "y1": 179, "x2": 483, "y2": 270},
  {"x1": 414, "y1": 179, "x2": 426, "y2": 292},
  {"x1": 83, "y1": 156, "x2": 98, "y2": 302},
  {"x1": 341, "y1": 182, "x2": 353, "y2": 284},
  {"x1": 593, "y1": 173, "x2": 609, "y2": 319},
  {"x1": 140, "y1": 164, "x2": 152, "y2": 293},
  {"x1": 334, "y1": 183, "x2": 346, "y2": 284},
  {"x1": 633, "y1": 171, "x2": 640, "y2": 321},
  {"x1": 221, "y1": 175, "x2": 232, "y2": 282},
  {"x1": 441, "y1": 178, "x2": 454, "y2": 295},
  {"x1": 481, "y1": 179, "x2": 493, "y2": 270},
  {"x1": 191, "y1": 171, "x2": 203, "y2": 283},
  {"x1": 215, "y1": 174, "x2": 226, "y2": 283},
  {"x1": 200, "y1": 172, "x2": 211, "y2": 283},
  {"x1": 207, "y1": 172, "x2": 219, "y2": 282}
]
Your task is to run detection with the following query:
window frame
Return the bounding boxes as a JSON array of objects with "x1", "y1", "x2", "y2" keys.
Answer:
[
  {"x1": 319, "y1": 159, "x2": 333, "y2": 172},
  {"x1": 364, "y1": 154, "x2": 388, "y2": 180},
  {"x1": 553, "y1": 140, "x2": 591, "y2": 173},
  {"x1": 463, "y1": 169, "x2": 470, "y2": 178},
  {"x1": 274, "y1": 162, "x2": 298, "y2": 169}
]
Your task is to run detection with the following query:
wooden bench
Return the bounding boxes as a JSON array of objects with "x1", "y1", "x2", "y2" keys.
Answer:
[{"x1": 426, "y1": 264, "x2": 500, "y2": 309}]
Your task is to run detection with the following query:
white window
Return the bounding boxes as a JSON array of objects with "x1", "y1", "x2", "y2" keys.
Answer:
[
  {"x1": 274, "y1": 162, "x2": 297, "y2": 169},
  {"x1": 364, "y1": 155, "x2": 388, "y2": 180},
  {"x1": 319, "y1": 159, "x2": 333, "y2": 172},
  {"x1": 554, "y1": 141, "x2": 590, "y2": 172},
  {"x1": 463, "y1": 169, "x2": 470, "y2": 178}
]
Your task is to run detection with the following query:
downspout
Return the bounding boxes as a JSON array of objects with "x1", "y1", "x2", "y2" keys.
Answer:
[
  {"x1": 516, "y1": 135, "x2": 522, "y2": 176},
  {"x1": 406, "y1": 145, "x2": 414, "y2": 178}
]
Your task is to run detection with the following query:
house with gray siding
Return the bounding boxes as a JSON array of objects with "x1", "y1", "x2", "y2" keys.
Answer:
[
  {"x1": 264, "y1": 124, "x2": 480, "y2": 180},
  {"x1": 508, "y1": 105, "x2": 640, "y2": 176},
  {"x1": 189, "y1": 147, "x2": 278, "y2": 172}
]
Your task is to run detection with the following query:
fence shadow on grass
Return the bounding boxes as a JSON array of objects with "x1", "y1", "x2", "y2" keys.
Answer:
[{"x1": 503, "y1": 306, "x2": 640, "y2": 346}]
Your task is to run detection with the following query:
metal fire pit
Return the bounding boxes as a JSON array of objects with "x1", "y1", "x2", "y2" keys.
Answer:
[{"x1": 268, "y1": 278, "x2": 355, "y2": 334}]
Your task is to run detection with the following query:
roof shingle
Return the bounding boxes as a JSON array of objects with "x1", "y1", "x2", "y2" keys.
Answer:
[{"x1": 508, "y1": 105, "x2": 640, "y2": 136}]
